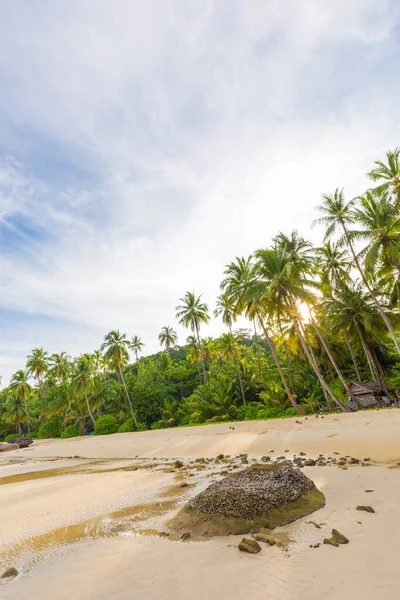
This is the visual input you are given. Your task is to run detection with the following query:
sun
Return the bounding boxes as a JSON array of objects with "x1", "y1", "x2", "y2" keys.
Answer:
[{"x1": 298, "y1": 302, "x2": 312, "y2": 324}]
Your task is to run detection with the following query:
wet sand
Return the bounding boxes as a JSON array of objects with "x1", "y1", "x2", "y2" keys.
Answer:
[{"x1": 1, "y1": 409, "x2": 400, "y2": 599}]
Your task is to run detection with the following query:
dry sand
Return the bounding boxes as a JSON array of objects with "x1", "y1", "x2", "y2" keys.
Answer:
[{"x1": 1, "y1": 409, "x2": 400, "y2": 599}]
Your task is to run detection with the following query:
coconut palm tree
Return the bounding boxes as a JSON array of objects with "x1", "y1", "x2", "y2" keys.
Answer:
[
  {"x1": 368, "y1": 147, "x2": 400, "y2": 204},
  {"x1": 323, "y1": 284, "x2": 391, "y2": 383},
  {"x1": 101, "y1": 330, "x2": 138, "y2": 428},
  {"x1": 9, "y1": 370, "x2": 32, "y2": 433},
  {"x1": 176, "y1": 292, "x2": 209, "y2": 383},
  {"x1": 352, "y1": 191, "x2": 400, "y2": 278},
  {"x1": 48, "y1": 352, "x2": 71, "y2": 384},
  {"x1": 129, "y1": 335, "x2": 144, "y2": 363},
  {"x1": 26, "y1": 347, "x2": 49, "y2": 402},
  {"x1": 3, "y1": 390, "x2": 26, "y2": 434},
  {"x1": 315, "y1": 241, "x2": 351, "y2": 289},
  {"x1": 315, "y1": 189, "x2": 400, "y2": 355},
  {"x1": 158, "y1": 326, "x2": 178, "y2": 353},
  {"x1": 72, "y1": 355, "x2": 96, "y2": 425},
  {"x1": 214, "y1": 293, "x2": 246, "y2": 405},
  {"x1": 251, "y1": 245, "x2": 349, "y2": 411}
]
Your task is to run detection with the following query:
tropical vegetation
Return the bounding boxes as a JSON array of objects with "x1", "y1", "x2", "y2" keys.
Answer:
[{"x1": 1, "y1": 148, "x2": 400, "y2": 439}]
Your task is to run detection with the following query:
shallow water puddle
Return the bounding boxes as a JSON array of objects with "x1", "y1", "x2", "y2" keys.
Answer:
[{"x1": 0, "y1": 481, "x2": 194, "y2": 575}]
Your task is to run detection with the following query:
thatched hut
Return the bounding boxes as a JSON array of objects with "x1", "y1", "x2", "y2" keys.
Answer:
[{"x1": 346, "y1": 381, "x2": 391, "y2": 409}]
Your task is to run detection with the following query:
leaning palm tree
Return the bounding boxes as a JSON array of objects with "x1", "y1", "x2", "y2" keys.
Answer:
[
  {"x1": 368, "y1": 147, "x2": 400, "y2": 204},
  {"x1": 315, "y1": 189, "x2": 400, "y2": 355},
  {"x1": 9, "y1": 370, "x2": 32, "y2": 433},
  {"x1": 101, "y1": 330, "x2": 138, "y2": 428},
  {"x1": 251, "y1": 245, "x2": 349, "y2": 412},
  {"x1": 158, "y1": 326, "x2": 178, "y2": 353},
  {"x1": 176, "y1": 292, "x2": 209, "y2": 383},
  {"x1": 214, "y1": 293, "x2": 246, "y2": 405},
  {"x1": 26, "y1": 347, "x2": 49, "y2": 401}
]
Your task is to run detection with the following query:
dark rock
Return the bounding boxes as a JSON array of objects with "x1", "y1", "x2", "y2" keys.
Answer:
[
  {"x1": 365, "y1": 490, "x2": 374, "y2": 493},
  {"x1": 187, "y1": 463, "x2": 319, "y2": 519},
  {"x1": 1, "y1": 567, "x2": 18, "y2": 579},
  {"x1": 356, "y1": 505, "x2": 375, "y2": 513},
  {"x1": 304, "y1": 459, "x2": 316, "y2": 466},
  {"x1": 310, "y1": 543, "x2": 320, "y2": 548},
  {"x1": 261, "y1": 456, "x2": 271, "y2": 462},
  {"x1": 238, "y1": 538, "x2": 261, "y2": 553},
  {"x1": 324, "y1": 529, "x2": 349, "y2": 546},
  {"x1": 337, "y1": 461, "x2": 346, "y2": 466},
  {"x1": 299, "y1": 452, "x2": 306, "y2": 456},
  {"x1": 349, "y1": 458, "x2": 360, "y2": 464},
  {"x1": 174, "y1": 460, "x2": 184, "y2": 468},
  {"x1": 180, "y1": 482, "x2": 189, "y2": 488},
  {"x1": 6, "y1": 437, "x2": 33, "y2": 448},
  {"x1": 180, "y1": 532, "x2": 191, "y2": 541}
]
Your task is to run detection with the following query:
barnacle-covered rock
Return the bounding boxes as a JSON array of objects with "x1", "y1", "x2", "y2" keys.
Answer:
[{"x1": 168, "y1": 463, "x2": 325, "y2": 536}]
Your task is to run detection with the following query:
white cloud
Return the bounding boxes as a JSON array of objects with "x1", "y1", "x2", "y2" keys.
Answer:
[{"x1": 0, "y1": 0, "x2": 399, "y2": 382}]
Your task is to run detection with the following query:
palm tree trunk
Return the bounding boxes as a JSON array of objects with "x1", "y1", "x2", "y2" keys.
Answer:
[
  {"x1": 252, "y1": 320, "x2": 262, "y2": 377},
  {"x1": 342, "y1": 221, "x2": 400, "y2": 354},
  {"x1": 283, "y1": 341, "x2": 295, "y2": 395},
  {"x1": 289, "y1": 311, "x2": 350, "y2": 412},
  {"x1": 228, "y1": 324, "x2": 246, "y2": 405},
  {"x1": 17, "y1": 417, "x2": 22, "y2": 435},
  {"x1": 256, "y1": 310, "x2": 304, "y2": 415},
  {"x1": 195, "y1": 323, "x2": 207, "y2": 384},
  {"x1": 85, "y1": 393, "x2": 96, "y2": 425},
  {"x1": 22, "y1": 393, "x2": 30, "y2": 434},
  {"x1": 356, "y1": 324, "x2": 379, "y2": 382},
  {"x1": 308, "y1": 313, "x2": 350, "y2": 394},
  {"x1": 371, "y1": 347, "x2": 391, "y2": 397},
  {"x1": 118, "y1": 363, "x2": 138, "y2": 429},
  {"x1": 79, "y1": 418, "x2": 85, "y2": 435},
  {"x1": 342, "y1": 330, "x2": 361, "y2": 381}
]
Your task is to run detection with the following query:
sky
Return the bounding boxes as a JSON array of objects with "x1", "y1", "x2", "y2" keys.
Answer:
[{"x1": 0, "y1": 1, "x2": 400, "y2": 384}]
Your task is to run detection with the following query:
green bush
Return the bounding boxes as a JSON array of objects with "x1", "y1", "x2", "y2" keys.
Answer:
[
  {"x1": 137, "y1": 422, "x2": 148, "y2": 431},
  {"x1": 151, "y1": 420, "x2": 165, "y2": 430},
  {"x1": 5, "y1": 433, "x2": 20, "y2": 442},
  {"x1": 118, "y1": 419, "x2": 134, "y2": 433},
  {"x1": 94, "y1": 415, "x2": 118, "y2": 436},
  {"x1": 37, "y1": 417, "x2": 63, "y2": 439},
  {"x1": 29, "y1": 432, "x2": 39, "y2": 438},
  {"x1": 61, "y1": 424, "x2": 80, "y2": 439}
]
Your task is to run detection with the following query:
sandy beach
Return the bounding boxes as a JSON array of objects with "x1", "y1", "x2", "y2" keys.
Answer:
[{"x1": 1, "y1": 409, "x2": 400, "y2": 600}]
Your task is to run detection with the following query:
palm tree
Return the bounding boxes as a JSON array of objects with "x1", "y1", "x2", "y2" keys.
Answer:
[
  {"x1": 323, "y1": 284, "x2": 390, "y2": 383},
  {"x1": 315, "y1": 241, "x2": 351, "y2": 289},
  {"x1": 214, "y1": 294, "x2": 246, "y2": 405},
  {"x1": 26, "y1": 347, "x2": 49, "y2": 401},
  {"x1": 368, "y1": 147, "x2": 400, "y2": 204},
  {"x1": 101, "y1": 330, "x2": 138, "y2": 428},
  {"x1": 352, "y1": 191, "x2": 400, "y2": 277},
  {"x1": 221, "y1": 256, "x2": 262, "y2": 375},
  {"x1": 48, "y1": 352, "x2": 71, "y2": 384},
  {"x1": 158, "y1": 326, "x2": 178, "y2": 353},
  {"x1": 129, "y1": 335, "x2": 144, "y2": 363},
  {"x1": 72, "y1": 355, "x2": 96, "y2": 425},
  {"x1": 176, "y1": 292, "x2": 209, "y2": 383},
  {"x1": 315, "y1": 189, "x2": 400, "y2": 355},
  {"x1": 251, "y1": 245, "x2": 349, "y2": 412},
  {"x1": 3, "y1": 390, "x2": 26, "y2": 434},
  {"x1": 9, "y1": 370, "x2": 32, "y2": 433}
]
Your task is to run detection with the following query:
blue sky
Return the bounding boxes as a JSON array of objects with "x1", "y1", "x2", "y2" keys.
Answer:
[{"x1": 0, "y1": 0, "x2": 400, "y2": 383}]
